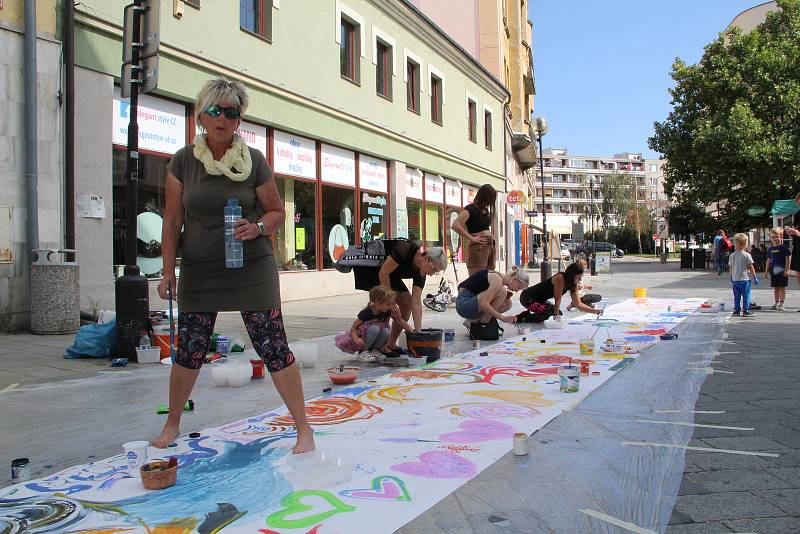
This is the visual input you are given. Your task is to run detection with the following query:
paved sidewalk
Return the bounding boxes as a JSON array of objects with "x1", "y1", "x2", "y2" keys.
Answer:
[{"x1": 668, "y1": 309, "x2": 800, "y2": 533}]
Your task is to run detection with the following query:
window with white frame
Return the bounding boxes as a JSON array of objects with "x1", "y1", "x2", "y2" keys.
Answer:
[
  {"x1": 484, "y1": 106, "x2": 493, "y2": 150},
  {"x1": 372, "y1": 26, "x2": 395, "y2": 101},
  {"x1": 336, "y1": 2, "x2": 365, "y2": 84},
  {"x1": 404, "y1": 49, "x2": 423, "y2": 114},
  {"x1": 467, "y1": 98, "x2": 477, "y2": 143}
]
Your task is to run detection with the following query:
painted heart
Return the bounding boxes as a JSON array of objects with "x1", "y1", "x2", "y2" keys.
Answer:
[
  {"x1": 266, "y1": 490, "x2": 355, "y2": 530},
  {"x1": 391, "y1": 451, "x2": 477, "y2": 479},
  {"x1": 439, "y1": 420, "x2": 515, "y2": 443},
  {"x1": 340, "y1": 475, "x2": 411, "y2": 501}
]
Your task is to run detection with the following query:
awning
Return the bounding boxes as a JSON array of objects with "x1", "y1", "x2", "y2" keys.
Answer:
[{"x1": 770, "y1": 198, "x2": 800, "y2": 216}]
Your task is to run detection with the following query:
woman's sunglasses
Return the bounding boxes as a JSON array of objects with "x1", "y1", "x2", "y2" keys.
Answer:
[{"x1": 203, "y1": 105, "x2": 240, "y2": 119}]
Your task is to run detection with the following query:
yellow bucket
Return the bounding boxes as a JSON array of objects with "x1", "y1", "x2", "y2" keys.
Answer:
[{"x1": 633, "y1": 288, "x2": 647, "y2": 298}]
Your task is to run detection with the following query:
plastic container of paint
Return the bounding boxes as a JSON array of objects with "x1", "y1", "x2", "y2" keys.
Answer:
[
  {"x1": 579, "y1": 338, "x2": 595, "y2": 356},
  {"x1": 513, "y1": 433, "x2": 529, "y2": 456},
  {"x1": 285, "y1": 448, "x2": 353, "y2": 489},
  {"x1": 211, "y1": 361, "x2": 251, "y2": 387},
  {"x1": 136, "y1": 347, "x2": 162, "y2": 364},
  {"x1": 292, "y1": 341, "x2": 318, "y2": 368},
  {"x1": 558, "y1": 366, "x2": 580, "y2": 393}
]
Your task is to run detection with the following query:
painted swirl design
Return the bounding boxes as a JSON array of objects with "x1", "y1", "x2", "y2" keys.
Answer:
[{"x1": 272, "y1": 397, "x2": 382, "y2": 426}]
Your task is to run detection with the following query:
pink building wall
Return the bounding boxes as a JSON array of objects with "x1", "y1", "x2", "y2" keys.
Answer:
[{"x1": 408, "y1": 0, "x2": 480, "y2": 59}]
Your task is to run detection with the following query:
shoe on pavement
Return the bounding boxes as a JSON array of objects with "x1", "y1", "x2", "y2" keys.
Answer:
[
  {"x1": 777, "y1": 304, "x2": 785, "y2": 311},
  {"x1": 732, "y1": 311, "x2": 741, "y2": 317},
  {"x1": 357, "y1": 351, "x2": 377, "y2": 363},
  {"x1": 770, "y1": 304, "x2": 779, "y2": 310},
  {"x1": 742, "y1": 311, "x2": 753, "y2": 317}
]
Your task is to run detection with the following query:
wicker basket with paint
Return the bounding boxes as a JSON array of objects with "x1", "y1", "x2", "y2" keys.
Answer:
[{"x1": 140, "y1": 459, "x2": 178, "y2": 490}]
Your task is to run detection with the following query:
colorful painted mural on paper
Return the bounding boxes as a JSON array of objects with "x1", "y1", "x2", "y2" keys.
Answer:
[{"x1": 0, "y1": 298, "x2": 704, "y2": 533}]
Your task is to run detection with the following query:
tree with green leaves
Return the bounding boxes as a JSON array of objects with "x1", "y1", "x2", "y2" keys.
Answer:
[
  {"x1": 649, "y1": 0, "x2": 800, "y2": 224},
  {"x1": 598, "y1": 173, "x2": 645, "y2": 253}
]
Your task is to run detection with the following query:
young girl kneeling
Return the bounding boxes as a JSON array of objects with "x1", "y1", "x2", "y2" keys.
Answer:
[{"x1": 335, "y1": 286, "x2": 412, "y2": 362}]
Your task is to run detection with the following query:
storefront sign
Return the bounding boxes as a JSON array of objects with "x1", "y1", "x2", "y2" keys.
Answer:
[
  {"x1": 359, "y1": 155, "x2": 388, "y2": 193},
  {"x1": 445, "y1": 180, "x2": 461, "y2": 207},
  {"x1": 273, "y1": 131, "x2": 316, "y2": 179},
  {"x1": 405, "y1": 168, "x2": 423, "y2": 200},
  {"x1": 424, "y1": 173, "x2": 444, "y2": 204},
  {"x1": 194, "y1": 121, "x2": 267, "y2": 157},
  {"x1": 507, "y1": 190, "x2": 527, "y2": 205},
  {"x1": 321, "y1": 144, "x2": 356, "y2": 186},
  {"x1": 596, "y1": 251, "x2": 612, "y2": 273},
  {"x1": 113, "y1": 87, "x2": 186, "y2": 154},
  {"x1": 462, "y1": 184, "x2": 478, "y2": 206}
]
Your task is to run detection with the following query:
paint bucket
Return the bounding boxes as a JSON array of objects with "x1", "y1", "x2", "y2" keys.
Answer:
[
  {"x1": 579, "y1": 338, "x2": 595, "y2": 356},
  {"x1": 292, "y1": 341, "x2": 318, "y2": 368},
  {"x1": 216, "y1": 336, "x2": 230, "y2": 355},
  {"x1": 250, "y1": 358, "x2": 265, "y2": 379},
  {"x1": 633, "y1": 288, "x2": 647, "y2": 298},
  {"x1": 11, "y1": 458, "x2": 31, "y2": 482},
  {"x1": 558, "y1": 366, "x2": 580, "y2": 393},
  {"x1": 122, "y1": 441, "x2": 149, "y2": 477},
  {"x1": 513, "y1": 433, "x2": 529, "y2": 456},
  {"x1": 405, "y1": 328, "x2": 443, "y2": 363},
  {"x1": 153, "y1": 333, "x2": 179, "y2": 359},
  {"x1": 580, "y1": 361, "x2": 590, "y2": 375},
  {"x1": 444, "y1": 328, "x2": 455, "y2": 342}
]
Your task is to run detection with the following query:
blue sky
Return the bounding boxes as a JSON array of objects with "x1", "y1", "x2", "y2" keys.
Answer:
[{"x1": 528, "y1": 0, "x2": 763, "y2": 159}]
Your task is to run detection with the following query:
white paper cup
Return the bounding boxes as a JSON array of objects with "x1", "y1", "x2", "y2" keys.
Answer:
[{"x1": 123, "y1": 440, "x2": 149, "y2": 477}]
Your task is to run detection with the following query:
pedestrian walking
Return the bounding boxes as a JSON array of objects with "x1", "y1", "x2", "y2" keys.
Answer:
[
  {"x1": 451, "y1": 184, "x2": 497, "y2": 276},
  {"x1": 728, "y1": 233, "x2": 758, "y2": 317},
  {"x1": 765, "y1": 227, "x2": 792, "y2": 311},
  {"x1": 153, "y1": 78, "x2": 314, "y2": 453},
  {"x1": 713, "y1": 229, "x2": 732, "y2": 275}
]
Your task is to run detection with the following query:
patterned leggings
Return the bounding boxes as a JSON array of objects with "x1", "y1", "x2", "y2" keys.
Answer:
[{"x1": 176, "y1": 309, "x2": 295, "y2": 373}]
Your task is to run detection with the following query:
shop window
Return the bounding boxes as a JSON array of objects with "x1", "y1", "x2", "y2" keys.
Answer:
[
  {"x1": 360, "y1": 192, "x2": 388, "y2": 242},
  {"x1": 275, "y1": 177, "x2": 316, "y2": 271},
  {"x1": 322, "y1": 185, "x2": 356, "y2": 269},
  {"x1": 425, "y1": 204, "x2": 443, "y2": 248},
  {"x1": 445, "y1": 206, "x2": 462, "y2": 257},
  {"x1": 376, "y1": 40, "x2": 392, "y2": 99},
  {"x1": 430, "y1": 75, "x2": 442, "y2": 125},
  {"x1": 467, "y1": 99, "x2": 477, "y2": 143},
  {"x1": 240, "y1": 0, "x2": 273, "y2": 41},
  {"x1": 112, "y1": 149, "x2": 169, "y2": 277},
  {"x1": 406, "y1": 59, "x2": 420, "y2": 114},
  {"x1": 484, "y1": 109, "x2": 492, "y2": 150},
  {"x1": 407, "y1": 198, "x2": 424, "y2": 246},
  {"x1": 340, "y1": 17, "x2": 360, "y2": 84}
]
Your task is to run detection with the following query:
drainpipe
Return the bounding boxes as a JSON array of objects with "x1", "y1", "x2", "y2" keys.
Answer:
[
  {"x1": 65, "y1": 0, "x2": 76, "y2": 259},
  {"x1": 24, "y1": 0, "x2": 40, "y2": 261}
]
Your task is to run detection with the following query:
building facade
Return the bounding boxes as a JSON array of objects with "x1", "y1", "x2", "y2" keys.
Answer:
[
  {"x1": 530, "y1": 148, "x2": 655, "y2": 238},
  {"x1": 0, "y1": 0, "x2": 64, "y2": 330},
  {"x1": 64, "y1": 0, "x2": 509, "y2": 311},
  {"x1": 410, "y1": 0, "x2": 537, "y2": 267}
]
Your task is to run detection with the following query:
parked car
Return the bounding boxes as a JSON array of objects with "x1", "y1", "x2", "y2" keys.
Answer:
[
  {"x1": 560, "y1": 245, "x2": 571, "y2": 260},
  {"x1": 584, "y1": 241, "x2": 624, "y2": 258}
]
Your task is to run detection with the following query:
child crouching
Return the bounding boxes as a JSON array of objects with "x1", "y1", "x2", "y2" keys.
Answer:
[{"x1": 335, "y1": 286, "x2": 412, "y2": 362}]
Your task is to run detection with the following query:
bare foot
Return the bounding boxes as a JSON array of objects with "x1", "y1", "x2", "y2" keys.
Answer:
[
  {"x1": 151, "y1": 424, "x2": 180, "y2": 448},
  {"x1": 291, "y1": 427, "x2": 315, "y2": 454}
]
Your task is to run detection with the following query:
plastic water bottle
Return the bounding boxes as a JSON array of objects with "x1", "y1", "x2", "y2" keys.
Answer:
[
  {"x1": 224, "y1": 197, "x2": 244, "y2": 268},
  {"x1": 139, "y1": 333, "x2": 151, "y2": 349}
]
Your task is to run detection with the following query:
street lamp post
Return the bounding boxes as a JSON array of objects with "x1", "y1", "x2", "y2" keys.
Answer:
[
  {"x1": 534, "y1": 117, "x2": 550, "y2": 280},
  {"x1": 589, "y1": 177, "x2": 596, "y2": 275}
]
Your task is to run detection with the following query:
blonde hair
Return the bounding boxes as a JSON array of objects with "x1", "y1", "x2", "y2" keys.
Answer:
[
  {"x1": 368, "y1": 285, "x2": 396, "y2": 304},
  {"x1": 423, "y1": 247, "x2": 448, "y2": 272},
  {"x1": 194, "y1": 77, "x2": 249, "y2": 128},
  {"x1": 507, "y1": 265, "x2": 529, "y2": 286},
  {"x1": 769, "y1": 227, "x2": 783, "y2": 238},
  {"x1": 733, "y1": 232, "x2": 749, "y2": 249}
]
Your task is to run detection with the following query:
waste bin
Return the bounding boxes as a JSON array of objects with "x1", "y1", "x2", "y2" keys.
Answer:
[
  {"x1": 693, "y1": 249, "x2": 707, "y2": 270},
  {"x1": 679, "y1": 249, "x2": 693, "y2": 269},
  {"x1": 30, "y1": 249, "x2": 80, "y2": 334}
]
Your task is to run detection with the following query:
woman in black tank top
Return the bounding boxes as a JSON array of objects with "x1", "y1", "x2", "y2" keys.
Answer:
[
  {"x1": 517, "y1": 262, "x2": 602, "y2": 322},
  {"x1": 451, "y1": 185, "x2": 496, "y2": 276},
  {"x1": 456, "y1": 267, "x2": 529, "y2": 324}
]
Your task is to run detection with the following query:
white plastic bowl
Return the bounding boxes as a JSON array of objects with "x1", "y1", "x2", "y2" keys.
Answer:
[{"x1": 543, "y1": 318, "x2": 567, "y2": 329}]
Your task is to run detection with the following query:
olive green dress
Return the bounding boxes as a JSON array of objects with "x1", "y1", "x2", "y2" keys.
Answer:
[{"x1": 167, "y1": 146, "x2": 281, "y2": 312}]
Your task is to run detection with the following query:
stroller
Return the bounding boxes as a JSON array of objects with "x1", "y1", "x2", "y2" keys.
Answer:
[{"x1": 423, "y1": 251, "x2": 459, "y2": 313}]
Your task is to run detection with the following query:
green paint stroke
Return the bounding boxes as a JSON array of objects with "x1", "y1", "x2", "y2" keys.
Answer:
[
  {"x1": 609, "y1": 357, "x2": 634, "y2": 372},
  {"x1": 267, "y1": 490, "x2": 356, "y2": 529}
]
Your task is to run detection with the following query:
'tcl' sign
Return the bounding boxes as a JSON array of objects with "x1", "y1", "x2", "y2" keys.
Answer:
[{"x1": 506, "y1": 190, "x2": 527, "y2": 205}]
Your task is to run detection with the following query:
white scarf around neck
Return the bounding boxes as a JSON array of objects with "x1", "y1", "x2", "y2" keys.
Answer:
[{"x1": 193, "y1": 132, "x2": 252, "y2": 182}]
